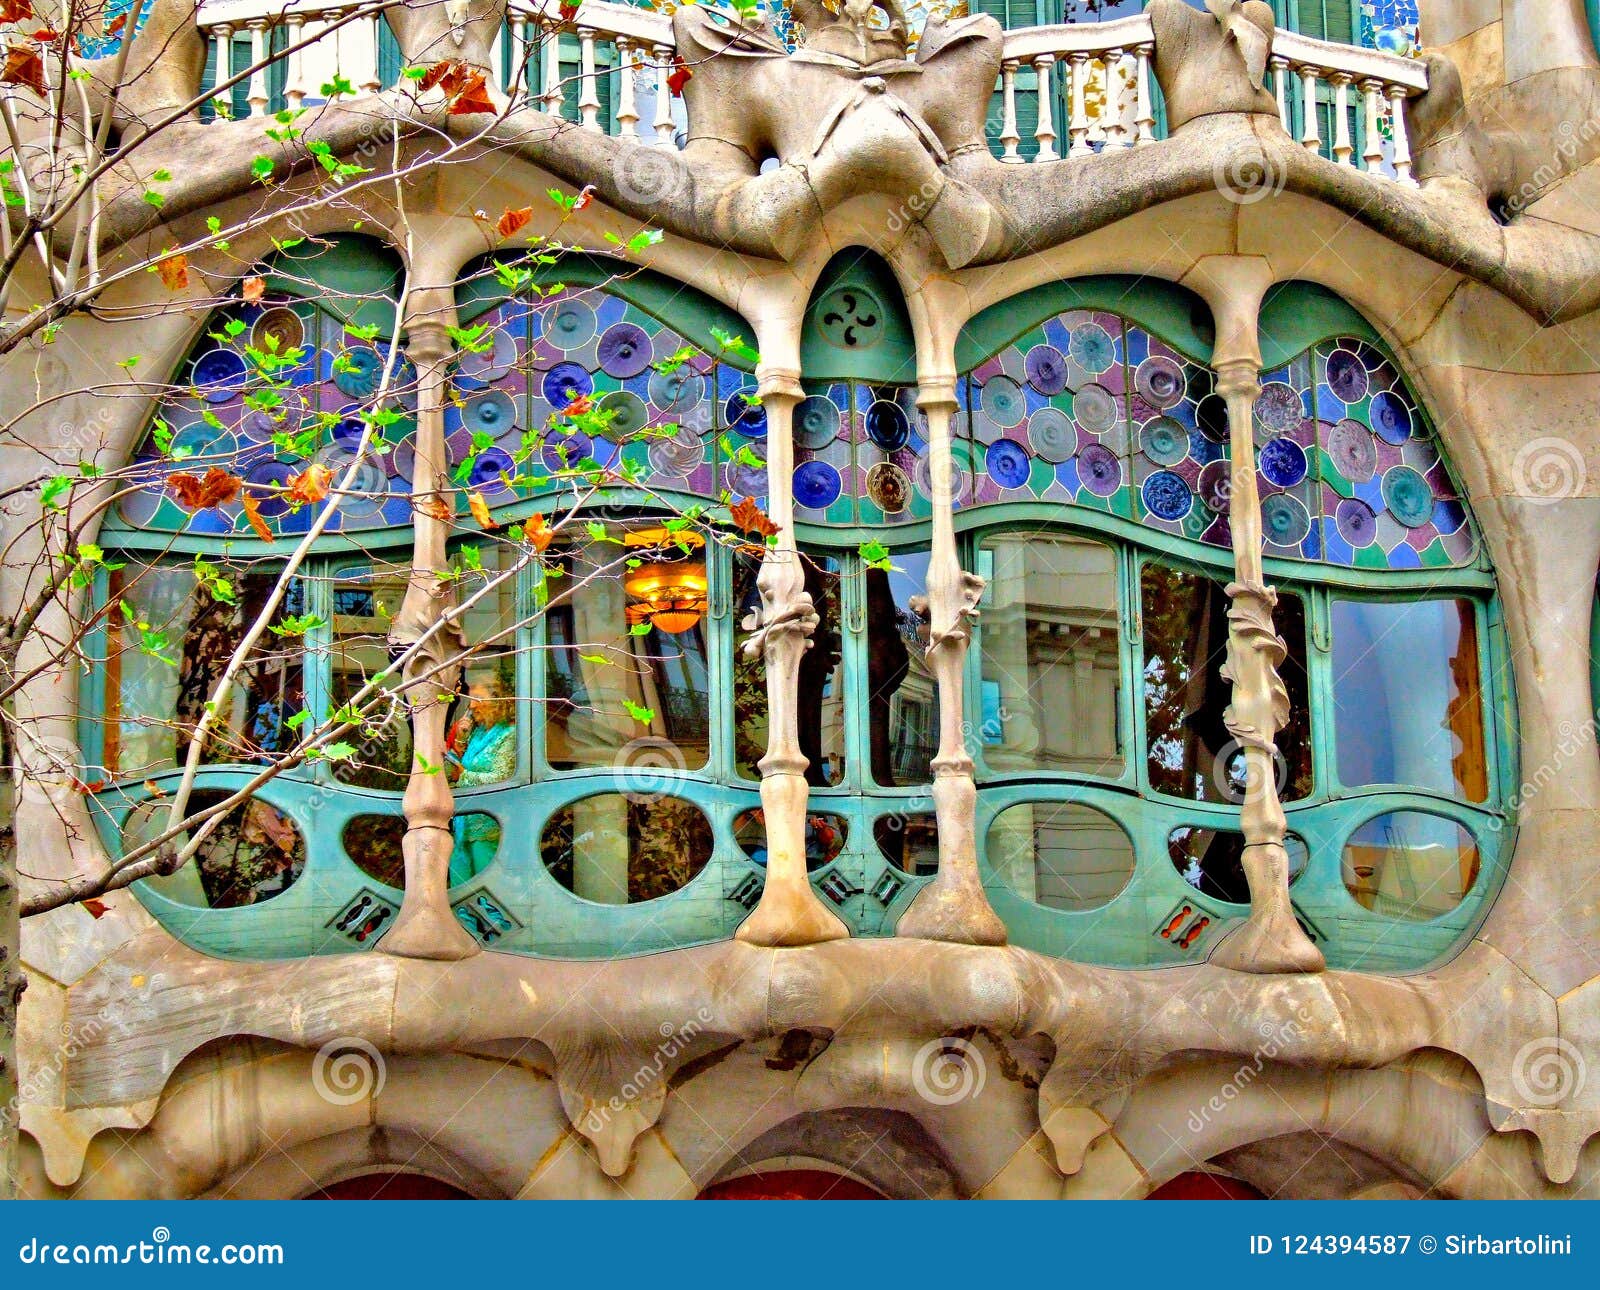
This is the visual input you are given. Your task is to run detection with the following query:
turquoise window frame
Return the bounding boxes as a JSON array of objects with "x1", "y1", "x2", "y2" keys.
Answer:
[{"x1": 947, "y1": 277, "x2": 1513, "y2": 972}]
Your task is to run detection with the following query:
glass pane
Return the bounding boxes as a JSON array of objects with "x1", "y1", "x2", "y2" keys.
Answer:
[
  {"x1": 539, "y1": 793, "x2": 713, "y2": 903},
  {"x1": 546, "y1": 531, "x2": 710, "y2": 771},
  {"x1": 103, "y1": 561, "x2": 306, "y2": 776},
  {"x1": 130, "y1": 790, "x2": 306, "y2": 908},
  {"x1": 1141, "y1": 563, "x2": 1312, "y2": 802},
  {"x1": 1343, "y1": 812, "x2": 1480, "y2": 920},
  {"x1": 979, "y1": 532, "x2": 1121, "y2": 776},
  {"x1": 329, "y1": 561, "x2": 412, "y2": 791},
  {"x1": 733, "y1": 550, "x2": 844, "y2": 785},
  {"x1": 986, "y1": 801, "x2": 1135, "y2": 911},
  {"x1": 869, "y1": 551, "x2": 938, "y2": 787},
  {"x1": 733, "y1": 807, "x2": 848, "y2": 871},
  {"x1": 875, "y1": 811, "x2": 938, "y2": 876},
  {"x1": 341, "y1": 811, "x2": 503, "y2": 889},
  {"x1": 447, "y1": 543, "x2": 521, "y2": 789},
  {"x1": 1332, "y1": 599, "x2": 1487, "y2": 801},
  {"x1": 1169, "y1": 825, "x2": 1309, "y2": 905}
]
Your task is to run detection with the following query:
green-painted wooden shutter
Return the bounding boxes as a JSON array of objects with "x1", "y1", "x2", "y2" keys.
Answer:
[
  {"x1": 558, "y1": 35, "x2": 615, "y2": 132},
  {"x1": 378, "y1": 18, "x2": 403, "y2": 89},
  {"x1": 1293, "y1": 0, "x2": 1357, "y2": 43}
]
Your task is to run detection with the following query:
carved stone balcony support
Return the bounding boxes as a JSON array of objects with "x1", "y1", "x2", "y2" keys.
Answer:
[
  {"x1": 380, "y1": 303, "x2": 478, "y2": 961},
  {"x1": 1188, "y1": 258, "x2": 1323, "y2": 976},
  {"x1": 897, "y1": 380, "x2": 1006, "y2": 947},
  {"x1": 734, "y1": 372, "x2": 848, "y2": 948}
]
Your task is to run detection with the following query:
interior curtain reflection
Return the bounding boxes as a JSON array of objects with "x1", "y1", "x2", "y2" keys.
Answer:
[{"x1": 547, "y1": 533, "x2": 710, "y2": 771}]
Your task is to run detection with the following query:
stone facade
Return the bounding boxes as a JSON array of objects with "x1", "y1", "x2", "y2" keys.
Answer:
[{"x1": 6, "y1": 0, "x2": 1600, "y2": 1199}]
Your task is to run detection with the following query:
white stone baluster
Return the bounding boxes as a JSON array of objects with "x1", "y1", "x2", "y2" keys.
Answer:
[
  {"x1": 1032, "y1": 53, "x2": 1058, "y2": 162},
  {"x1": 542, "y1": 25, "x2": 565, "y2": 117},
  {"x1": 577, "y1": 27, "x2": 601, "y2": 129},
  {"x1": 210, "y1": 23, "x2": 233, "y2": 116},
  {"x1": 1103, "y1": 47, "x2": 1130, "y2": 149},
  {"x1": 490, "y1": 17, "x2": 506, "y2": 94},
  {"x1": 1330, "y1": 73, "x2": 1353, "y2": 165},
  {"x1": 1299, "y1": 65, "x2": 1322, "y2": 152},
  {"x1": 1388, "y1": 83, "x2": 1415, "y2": 186},
  {"x1": 284, "y1": 15, "x2": 306, "y2": 110},
  {"x1": 616, "y1": 39, "x2": 640, "y2": 139},
  {"x1": 1271, "y1": 54, "x2": 1289, "y2": 132},
  {"x1": 1068, "y1": 51, "x2": 1091, "y2": 157},
  {"x1": 513, "y1": 16, "x2": 534, "y2": 103},
  {"x1": 362, "y1": 13, "x2": 383, "y2": 94},
  {"x1": 1360, "y1": 78, "x2": 1385, "y2": 171},
  {"x1": 1134, "y1": 42, "x2": 1156, "y2": 145},
  {"x1": 246, "y1": 20, "x2": 269, "y2": 117},
  {"x1": 652, "y1": 44, "x2": 675, "y2": 145},
  {"x1": 998, "y1": 60, "x2": 1022, "y2": 163}
]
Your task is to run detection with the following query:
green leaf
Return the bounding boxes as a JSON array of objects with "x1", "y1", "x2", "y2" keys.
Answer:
[
  {"x1": 622, "y1": 699, "x2": 656, "y2": 725},
  {"x1": 859, "y1": 539, "x2": 892, "y2": 572},
  {"x1": 251, "y1": 155, "x2": 275, "y2": 181},
  {"x1": 40, "y1": 475, "x2": 70, "y2": 510}
]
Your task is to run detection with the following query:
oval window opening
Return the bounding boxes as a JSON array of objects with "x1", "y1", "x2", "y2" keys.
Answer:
[
  {"x1": 540, "y1": 794, "x2": 713, "y2": 903},
  {"x1": 342, "y1": 812, "x2": 502, "y2": 889},
  {"x1": 734, "y1": 808, "x2": 847, "y2": 871},
  {"x1": 1342, "y1": 812, "x2": 1480, "y2": 921},
  {"x1": 874, "y1": 811, "x2": 938, "y2": 876},
  {"x1": 130, "y1": 789, "x2": 306, "y2": 908},
  {"x1": 1169, "y1": 826, "x2": 1309, "y2": 905},
  {"x1": 987, "y1": 801, "x2": 1135, "y2": 911}
]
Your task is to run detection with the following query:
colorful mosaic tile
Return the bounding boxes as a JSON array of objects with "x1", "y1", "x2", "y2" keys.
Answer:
[{"x1": 958, "y1": 315, "x2": 1477, "y2": 570}]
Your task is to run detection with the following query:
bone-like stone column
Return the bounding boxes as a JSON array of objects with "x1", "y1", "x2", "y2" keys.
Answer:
[
  {"x1": 379, "y1": 302, "x2": 478, "y2": 960},
  {"x1": 897, "y1": 380, "x2": 1006, "y2": 945},
  {"x1": 735, "y1": 373, "x2": 847, "y2": 947},
  {"x1": 1190, "y1": 259, "x2": 1323, "y2": 974}
]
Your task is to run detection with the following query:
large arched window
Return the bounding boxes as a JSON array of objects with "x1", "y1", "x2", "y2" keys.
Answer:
[
  {"x1": 85, "y1": 243, "x2": 1505, "y2": 973},
  {"x1": 85, "y1": 240, "x2": 781, "y2": 960},
  {"x1": 954, "y1": 278, "x2": 1509, "y2": 971}
]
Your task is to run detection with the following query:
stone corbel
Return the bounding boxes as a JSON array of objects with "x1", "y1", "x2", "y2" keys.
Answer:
[
  {"x1": 734, "y1": 370, "x2": 848, "y2": 947},
  {"x1": 1187, "y1": 258, "x2": 1322, "y2": 975},
  {"x1": 897, "y1": 379, "x2": 1006, "y2": 946},
  {"x1": 378, "y1": 300, "x2": 479, "y2": 961}
]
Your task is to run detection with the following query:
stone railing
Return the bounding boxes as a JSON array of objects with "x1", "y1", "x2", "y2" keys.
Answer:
[
  {"x1": 193, "y1": 1, "x2": 1425, "y2": 181},
  {"x1": 992, "y1": 13, "x2": 1425, "y2": 182}
]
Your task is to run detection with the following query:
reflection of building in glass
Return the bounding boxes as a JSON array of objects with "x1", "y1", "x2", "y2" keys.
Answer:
[{"x1": 9, "y1": 0, "x2": 1595, "y2": 1203}]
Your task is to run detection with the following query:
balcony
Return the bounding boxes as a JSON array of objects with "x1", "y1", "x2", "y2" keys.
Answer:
[{"x1": 191, "y1": 0, "x2": 1426, "y2": 183}]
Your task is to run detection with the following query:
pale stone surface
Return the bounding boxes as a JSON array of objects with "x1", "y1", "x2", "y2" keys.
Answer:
[{"x1": 10, "y1": 0, "x2": 1600, "y2": 1199}]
